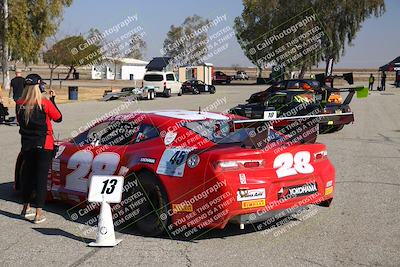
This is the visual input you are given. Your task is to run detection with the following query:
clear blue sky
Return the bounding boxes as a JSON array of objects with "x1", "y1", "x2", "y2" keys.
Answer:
[{"x1": 58, "y1": 0, "x2": 399, "y2": 68}]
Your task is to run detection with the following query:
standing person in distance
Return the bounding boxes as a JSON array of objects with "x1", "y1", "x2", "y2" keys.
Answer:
[
  {"x1": 16, "y1": 74, "x2": 62, "y2": 224},
  {"x1": 368, "y1": 74, "x2": 375, "y2": 91},
  {"x1": 381, "y1": 71, "x2": 387, "y2": 91},
  {"x1": 10, "y1": 69, "x2": 25, "y2": 122}
]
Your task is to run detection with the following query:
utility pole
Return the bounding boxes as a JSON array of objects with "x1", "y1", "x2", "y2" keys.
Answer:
[{"x1": 2, "y1": 0, "x2": 10, "y2": 91}]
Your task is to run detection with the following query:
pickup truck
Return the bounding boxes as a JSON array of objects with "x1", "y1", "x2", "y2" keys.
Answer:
[
  {"x1": 213, "y1": 71, "x2": 231, "y2": 84},
  {"x1": 233, "y1": 70, "x2": 249, "y2": 80}
]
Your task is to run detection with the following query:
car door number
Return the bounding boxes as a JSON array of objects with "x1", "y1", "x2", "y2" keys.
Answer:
[
  {"x1": 263, "y1": 111, "x2": 277, "y2": 119},
  {"x1": 65, "y1": 151, "x2": 120, "y2": 192},
  {"x1": 157, "y1": 148, "x2": 192, "y2": 177},
  {"x1": 273, "y1": 151, "x2": 314, "y2": 178}
]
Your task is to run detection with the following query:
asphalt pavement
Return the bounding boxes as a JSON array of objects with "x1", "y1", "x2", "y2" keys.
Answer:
[{"x1": 0, "y1": 84, "x2": 399, "y2": 266}]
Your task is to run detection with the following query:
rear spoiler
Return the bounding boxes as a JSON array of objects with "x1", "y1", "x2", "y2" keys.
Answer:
[
  {"x1": 232, "y1": 113, "x2": 354, "y2": 148},
  {"x1": 315, "y1": 72, "x2": 354, "y2": 85},
  {"x1": 234, "y1": 112, "x2": 354, "y2": 127},
  {"x1": 323, "y1": 86, "x2": 368, "y2": 105}
]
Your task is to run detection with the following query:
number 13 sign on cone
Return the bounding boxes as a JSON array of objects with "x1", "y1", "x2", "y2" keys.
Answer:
[{"x1": 87, "y1": 175, "x2": 124, "y2": 247}]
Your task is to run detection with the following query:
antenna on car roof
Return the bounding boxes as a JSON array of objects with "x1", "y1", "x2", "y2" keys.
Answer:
[{"x1": 198, "y1": 106, "x2": 201, "y2": 114}]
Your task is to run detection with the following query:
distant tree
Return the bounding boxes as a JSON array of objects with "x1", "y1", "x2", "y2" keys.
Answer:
[
  {"x1": 87, "y1": 28, "x2": 105, "y2": 47},
  {"x1": 234, "y1": 0, "x2": 385, "y2": 78},
  {"x1": 47, "y1": 35, "x2": 102, "y2": 80},
  {"x1": 163, "y1": 15, "x2": 210, "y2": 66},
  {"x1": 43, "y1": 40, "x2": 63, "y2": 89},
  {"x1": 126, "y1": 33, "x2": 147, "y2": 60},
  {"x1": 1, "y1": 0, "x2": 73, "y2": 89}
]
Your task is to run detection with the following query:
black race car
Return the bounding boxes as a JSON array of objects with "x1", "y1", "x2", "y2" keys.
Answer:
[
  {"x1": 230, "y1": 79, "x2": 360, "y2": 134},
  {"x1": 247, "y1": 79, "x2": 321, "y2": 103},
  {"x1": 181, "y1": 80, "x2": 216, "y2": 94}
]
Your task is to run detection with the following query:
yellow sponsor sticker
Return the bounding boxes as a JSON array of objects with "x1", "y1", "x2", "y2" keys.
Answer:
[
  {"x1": 325, "y1": 186, "x2": 333, "y2": 196},
  {"x1": 172, "y1": 203, "x2": 193, "y2": 213},
  {"x1": 241, "y1": 199, "x2": 266, "y2": 209},
  {"x1": 328, "y1": 121, "x2": 334, "y2": 125}
]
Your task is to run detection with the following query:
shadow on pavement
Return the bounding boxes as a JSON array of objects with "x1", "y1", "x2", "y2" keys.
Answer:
[
  {"x1": 0, "y1": 209, "x2": 26, "y2": 222},
  {"x1": 33, "y1": 228, "x2": 93, "y2": 243},
  {"x1": 0, "y1": 182, "x2": 300, "y2": 242},
  {"x1": 119, "y1": 215, "x2": 301, "y2": 242}
]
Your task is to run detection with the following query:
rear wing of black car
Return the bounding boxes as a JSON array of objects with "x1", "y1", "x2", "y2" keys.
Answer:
[
  {"x1": 315, "y1": 72, "x2": 354, "y2": 86},
  {"x1": 234, "y1": 113, "x2": 354, "y2": 127},
  {"x1": 323, "y1": 86, "x2": 368, "y2": 106},
  {"x1": 232, "y1": 113, "x2": 354, "y2": 147}
]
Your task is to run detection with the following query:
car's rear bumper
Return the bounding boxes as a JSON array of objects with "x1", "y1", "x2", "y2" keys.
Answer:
[
  {"x1": 319, "y1": 112, "x2": 354, "y2": 126},
  {"x1": 176, "y1": 158, "x2": 336, "y2": 230}
]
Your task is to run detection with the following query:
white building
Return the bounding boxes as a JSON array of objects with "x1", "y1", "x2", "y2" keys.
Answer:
[{"x1": 91, "y1": 57, "x2": 149, "y2": 80}]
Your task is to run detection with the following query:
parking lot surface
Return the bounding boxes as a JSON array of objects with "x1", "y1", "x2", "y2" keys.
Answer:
[{"x1": 0, "y1": 84, "x2": 399, "y2": 266}]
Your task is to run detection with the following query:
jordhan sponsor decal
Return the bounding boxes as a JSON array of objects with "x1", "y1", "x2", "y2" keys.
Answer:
[
  {"x1": 237, "y1": 188, "x2": 266, "y2": 201},
  {"x1": 139, "y1": 157, "x2": 156, "y2": 164},
  {"x1": 278, "y1": 182, "x2": 318, "y2": 199}
]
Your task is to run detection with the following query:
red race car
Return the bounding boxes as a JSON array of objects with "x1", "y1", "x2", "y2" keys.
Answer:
[{"x1": 14, "y1": 110, "x2": 335, "y2": 237}]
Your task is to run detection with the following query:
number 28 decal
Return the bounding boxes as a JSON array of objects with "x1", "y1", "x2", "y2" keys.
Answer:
[
  {"x1": 65, "y1": 151, "x2": 120, "y2": 193},
  {"x1": 273, "y1": 151, "x2": 314, "y2": 178}
]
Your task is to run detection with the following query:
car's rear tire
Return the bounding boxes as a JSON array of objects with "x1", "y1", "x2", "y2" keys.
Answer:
[
  {"x1": 165, "y1": 89, "x2": 171, "y2": 98},
  {"x1": 319, "y1": 125, "x2": 344, "y2": 134},
  {"x1": 126, "y1": 171, "x2": 170, "y2": 236},
  {"x1": 317, "y1": 198, "x2": 333, "y2": 207}
]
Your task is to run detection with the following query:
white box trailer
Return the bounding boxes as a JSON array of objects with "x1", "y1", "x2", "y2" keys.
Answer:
[
  {"x1": 91, "y1": 58, "x2": 148, "y2": 80},
  {"x1": 178, "y1": 63, "x2": 213, "y2": 84}
]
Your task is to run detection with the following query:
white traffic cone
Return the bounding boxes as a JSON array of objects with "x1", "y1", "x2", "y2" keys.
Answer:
[{"x1": 88, "y1": 200, "x2": 122, "y2": 247}]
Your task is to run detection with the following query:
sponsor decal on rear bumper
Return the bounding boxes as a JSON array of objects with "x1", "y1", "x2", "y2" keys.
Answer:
[
  {"x1": 237, "y1": 188, "x2": 266, "y2": 201},
  {"x1": 278, "y1": 182, "x2": 318, "y2": 200},
  {"x1": 242, "y1": 199, "x2": 266, "y2": 209}
]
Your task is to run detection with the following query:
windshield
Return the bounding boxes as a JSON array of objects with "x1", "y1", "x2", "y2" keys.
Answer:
[{"x1": 184, "y1": 120, "x2": 285, "y2": 144}]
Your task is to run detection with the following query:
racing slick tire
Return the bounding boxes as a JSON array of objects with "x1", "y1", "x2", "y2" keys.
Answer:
[
  {"x1": 317, "y1": 198, "x2": 333, "y2": 207},
  {"x1": 125, "y1": 170, "x2": 170, "y2": 236}
]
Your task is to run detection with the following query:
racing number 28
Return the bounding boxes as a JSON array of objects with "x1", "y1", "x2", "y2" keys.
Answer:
[
  {"x1": 65, "y1": 151, "x2": 120, "y2": 192},
  {"x1": 273, "y1": 151, "x2": 314, "y2": 178}
]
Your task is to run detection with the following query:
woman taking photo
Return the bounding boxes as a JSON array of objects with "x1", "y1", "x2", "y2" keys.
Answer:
[{"x1": 16, "y1": 74, "x2": 62, "y2": 224}]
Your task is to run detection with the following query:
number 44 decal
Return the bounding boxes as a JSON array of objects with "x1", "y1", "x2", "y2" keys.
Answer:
[{"x1": 273, "y1": 151, "x2": 314, "y2": 178}]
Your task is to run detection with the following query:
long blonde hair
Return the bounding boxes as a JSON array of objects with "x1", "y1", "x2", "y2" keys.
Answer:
[{"x1": 19, "y1": 84, "x2": 44, "y2": 124}]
